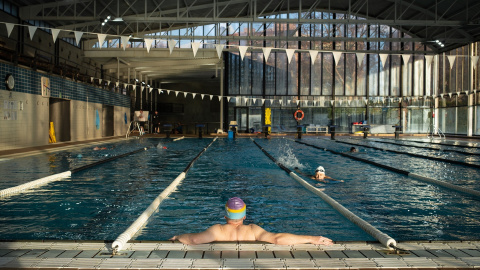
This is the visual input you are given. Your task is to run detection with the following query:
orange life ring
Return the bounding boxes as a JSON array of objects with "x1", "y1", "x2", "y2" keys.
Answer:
[{"x1": 294, "y1": 110, "x2": 304, "y2": 121}]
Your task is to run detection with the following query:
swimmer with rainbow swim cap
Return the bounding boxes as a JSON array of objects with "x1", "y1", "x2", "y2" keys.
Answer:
[
  {"x1": 225, "y1": 197, "x2": 246, "y2": 220},
  {"x1": 170, "y1": 197, "x2": 333, "y2": 246}
]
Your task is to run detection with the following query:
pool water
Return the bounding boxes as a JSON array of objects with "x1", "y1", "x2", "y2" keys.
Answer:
[{"x1": 0, "y1": 137, "x2": 479, "y2": 242}]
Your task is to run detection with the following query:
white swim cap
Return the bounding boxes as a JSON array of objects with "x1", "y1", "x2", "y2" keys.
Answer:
[{"x1": 315, "y1": 166, "x2": 325, "y2": 173}]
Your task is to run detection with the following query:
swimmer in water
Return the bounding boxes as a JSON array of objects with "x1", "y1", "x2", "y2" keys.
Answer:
[
  {"x1": 295, "y1": 166, "x2": 343, "y2": 186},
  {"x1": 349, "y1": 147, "x2": 357, "y2": 153},
  {"x1": 170, "y1": 197, "x2": 333, "y2": 245},
  {"x1": 93, "y1": 146, "x2": 107, "y2": 150}
]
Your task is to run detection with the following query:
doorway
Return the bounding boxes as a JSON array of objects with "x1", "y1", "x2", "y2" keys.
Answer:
[
  {"x1": 49, "y1": 98, "x2": 71, "y2": 142},
  {"x1": 102, "y1": 105, "x2": 114, "y2": 137}
]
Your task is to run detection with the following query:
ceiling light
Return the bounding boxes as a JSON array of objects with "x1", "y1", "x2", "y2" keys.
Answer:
[{"x1": 107, "y1": 15, "x2": 111, "y2": 20}]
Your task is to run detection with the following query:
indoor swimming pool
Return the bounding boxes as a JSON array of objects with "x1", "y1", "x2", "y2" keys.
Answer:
[{"x1": 0, "y1": 137, "x2": 479, "y2": 244}]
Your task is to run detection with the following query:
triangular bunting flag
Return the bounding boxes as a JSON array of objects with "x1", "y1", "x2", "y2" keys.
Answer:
[
  {"x1": 183, "y1": 92, "x2": 188, "y2": 98},
  {"x1": 120, "y1": 35, "x2": 129, "y2": 50},
  {"x1": 191, "y1": 42, "x2": 201, "y2": 57},
  {"x1": 287, "y1": 100, "x2": 291, "y2": 105},
  {"x1": 330, "y1": 100, "x2": 334, "y2": 106},
  {"x1": 193, "y1": 93, "x2": 197, "y2": 99},
  {"x1": 364, "y1": 98, "x2": 368, "y2": 105},
  {"x1": 448, "y1": 93, "x2": 452, "y2": 98},
  {"x1": 279, "y1": 100, "x2": 283, "y2": 105},
  {"x1": 379, "y1": 54, "x2": 388, "y2": 68},
  {"x1": 227, "y1": 97, "x2": 231, "y2": 102},
  {"x1": 262, "y1": 47, "x2": 272, "y2": 62},
  {"x1": 239, "y1": 46, "x2": 248, "y2": 60},
  {"x1": 252, "y1": 98, "x2": 256, "y2": 104},
  {"x1": 99, "y1": 79, "x2": 102, "y2": 84},
  {"x1": 201, "y1": 94, "x2": 205, "y2": 99},
  {"x1": 166, "y1": 90, "x2": 171, "y2": 94},
  {"x1": 158, "y1": 89, "x2": 162, "y2": 94},
  {"x1": 332, "y1": 51, "x2": 342, "y2": 66},
  {"x1": 4, "y1": 23, "x2": 14, "y2": 38},
  {"x1": 218, "y1": 96, "x2": 222, "y2": 101},
  {"x1": 348, "y1": 100, "x2": 351, "y2": 105},
  {"x1": 465, "y1": 90, "x2": 469, "y2": 95},
  {"x1": 210, "y1": 95, "x2": 214, "y2": 100},
  {"x1": 215, "y1": 44, "x2": 225, "y2": 59},
  {"x1": 309, "y1": 50, "x2": 319, "y2": 65},
  {"x1": 144, "y1": 39, "x2": 153, "y2": 53},
  {"x1": 148, "y1": 88, "x2": 152, "y2": 93},
  {"x1": 402, "y1": 54, "x2": 411, "y2": 64},
  {"x1": 28, "y1": 26, "x2": 37, "y2": 40},
  {"x1": 74, "y1": 31, "x2": 83, "y2": 46},
  {"x1": 339, "y1": 100, "x2": 343, "y2": 105},
  {"x1": 90, "y1": 77, "x2": 94, "y2": 82},
  {"x1": 168, "y1": 40, "x2": 177, "y2": 54},
  {"x1": 440, "y1": 94, "x2": 444, "y2": 98},
  {"x1": 425, "y1": 55, "x2": 434, "y2": 68},
  {"x1": 115, "y1": 82, "x2": 119, "y2": 87},
  {"x1": 286, "y1": 49, "x2": 296, "y2": 64},
  {"x1": 356, "y1": 53, "x2": 365, "y2": 66},
  {"x1": 313, "y1": 101, "x2": 317, "y2": 106},
  {"x1": 262, "y1": 99, "x2": 265, "y2": 105},
  {"x1": 244, "y1": 97, "x2": 248, "y2": 103},
  {"x1": 447, "y1": 55, "x2": 456, "y2": 69},
  {"x1": 106, "y1": 80, "x2": 110, "y2": 86},
  {"x1": 97, "y1": 34, "x2": 107, "y2": 48},
  {"x1": 472, "y1": 56, "x2": 479, "y2": 69},
  {"x1": 51, "y1": 29, "x2": 61, "y2": 43},
  {"x1": 456, "y1": 92, "x2": 460, "y2": 96},
  {"x1": 175, "y1": 91, "x2": 179, "y2": 97},
  {"x1": 296, "y1": 100, "x2": 300, "y2": 105},
  {"x1": 140, "y1": 86, "x2": 144, "y2": 92}
]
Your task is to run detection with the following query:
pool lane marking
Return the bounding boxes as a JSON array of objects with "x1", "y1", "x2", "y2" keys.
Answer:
[
  {"x1": 0, "y1": 146, "x2": 150, "y2": 198},
  {"x1": 112, "y1": 137, "x2": 218, "y2": 253},
  {"x1": 329, "y1": 138, "x2": 480, "y2": 170},
  {"x1": 294, "y1": 140, "x2": 480, "y2": 198},
  {"x1": 251, "y1": 139, "x2": 397, "y2": 250},
  {"x1": 350, "y1": 137, "x2": 480, "y2": 156}
]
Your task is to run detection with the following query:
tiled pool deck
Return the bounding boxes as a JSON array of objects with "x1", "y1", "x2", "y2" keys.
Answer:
[{"x1": 0, "y1": 241, "x2": 479, "y2": 269}]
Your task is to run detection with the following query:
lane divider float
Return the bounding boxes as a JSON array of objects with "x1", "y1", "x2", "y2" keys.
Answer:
[
  {"x1": 1, "y1": 147, "x2": 150, "y2": 198},
  {"x1": 354, "y1": 138, "x2": 480, "y2": 156},
  {"x1": 295, "y1": 140, "x2": 480, "y2": 198},
  {"x1": 330, "y1": 138, "x2": 480, "y2": 169},
  {"x1": 112, "y1": 138, "x2": 217, "y2": 253},
  {"x1": 251, "y1": 139, "x2": 397, "y2": 249}
]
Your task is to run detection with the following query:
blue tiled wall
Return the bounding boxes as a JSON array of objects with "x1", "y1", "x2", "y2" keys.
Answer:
[{"x1": 0, "y1": 62, "x2": 130, "y2": 107}]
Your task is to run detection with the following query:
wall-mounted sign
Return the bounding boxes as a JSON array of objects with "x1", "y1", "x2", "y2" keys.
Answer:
[{"x1": 41, "y1": 77, "x2": 50, "y2": 97}]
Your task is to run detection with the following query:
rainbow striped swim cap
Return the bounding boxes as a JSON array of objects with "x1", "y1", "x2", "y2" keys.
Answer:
[{"x1": 225, "y1": 197, "x2": 246, "y2": 219}]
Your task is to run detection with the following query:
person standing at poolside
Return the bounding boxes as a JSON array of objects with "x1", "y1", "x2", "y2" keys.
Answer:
[
  {"x1": 170, "y1": 197, "x2": 333, "y2": 246},
  {"x1": 152, "y1": 111, "x2": 160, "y2": 134}
]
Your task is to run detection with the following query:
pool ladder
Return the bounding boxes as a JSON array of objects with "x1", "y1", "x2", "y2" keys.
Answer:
[
  {"x1": 427, "y1": 124, "x2": 445, "y2": 139},
  {"x1": 126, "y1": 121, "x2": 144, "y2": 138}
]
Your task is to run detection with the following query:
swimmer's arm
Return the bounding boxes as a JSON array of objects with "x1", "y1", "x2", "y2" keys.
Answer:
[
  {"x1": 325, "y1": 176, "x2": 344, "y2": 182},
  {"x1": 251, "y1": 224, "x2": 333, "y2": 245},
  {"x1": 170, "y1": 225, "x2": 221, "y2": 245}
]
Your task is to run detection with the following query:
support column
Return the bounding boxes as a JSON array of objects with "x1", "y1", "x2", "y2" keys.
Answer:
[{"x1": 220, "y1": 60, "x2": 224, "y2": 131}]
